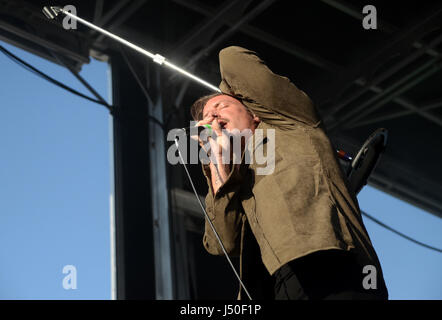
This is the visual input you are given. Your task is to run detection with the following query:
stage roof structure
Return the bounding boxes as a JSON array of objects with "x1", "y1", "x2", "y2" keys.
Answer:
[{"x1": 2, "y1": 0, "x2": 440, "y2": 217}]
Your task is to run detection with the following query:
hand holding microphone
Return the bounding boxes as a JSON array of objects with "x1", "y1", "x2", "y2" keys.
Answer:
[{"x1": 193, "y1": 116, "x2": 232, "y2": 194}]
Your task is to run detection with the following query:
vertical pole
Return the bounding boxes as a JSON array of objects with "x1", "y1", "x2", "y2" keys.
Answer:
[
  {"x1": 110, "y1": 52, "x2": 156, "y2": 299},
  {"x1": 146, "y1": 65, "x2": 174, "y2": 299}
]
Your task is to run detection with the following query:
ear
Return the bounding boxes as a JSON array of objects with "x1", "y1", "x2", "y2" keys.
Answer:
[{"x1": 253, "y1": 114, "x2": 260, "y2": 125}]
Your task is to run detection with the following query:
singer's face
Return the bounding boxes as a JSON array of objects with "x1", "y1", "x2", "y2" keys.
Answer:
[{"x1": 202, "y1": 95, "x2": 259, "y2": 133}]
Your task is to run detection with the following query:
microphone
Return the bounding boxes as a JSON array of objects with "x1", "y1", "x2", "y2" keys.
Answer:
[
  {"x1": 181, "y1": 124, "x2": 213, "y2": 137},
  {"x1": 42, "y1": 6, "x2": 61, "y2": 20}
]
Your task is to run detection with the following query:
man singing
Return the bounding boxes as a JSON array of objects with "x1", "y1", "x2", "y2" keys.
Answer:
[{"x1": 190, "y1": 46, "x2": 388, "y2": 300}]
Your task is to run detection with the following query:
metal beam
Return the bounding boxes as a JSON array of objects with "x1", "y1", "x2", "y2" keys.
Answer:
[
  {"x1": 168, "y1": 0, "x2": 256, "y2": 82},
  {"x1": 110, "y1": 52, "x2": 156, "y2": 300},
  {"x1": 338, "y1": 60, "x2": 442, "y2": 131},
  {"x1": 327, "y1": 57, "x2": 441, "y2": 132},
  {"x1": 173, "y1": 0, "x2": 340, "y2": 72},
  {"x1": 49, "y1": 49, "x2": 112, "y2": 112},
  {"x1": 323, "y1": 33, "x2": 442, "y2": 123},
  {"x1": 90, "y1": 0, "x2": 131, "y2": 34},
  {"x1": 320, "y1": 0, "x2": 440, "y2": 57},
  {"x1": 171, "y1": 0, "x2": 247, "y2": 58},
  {"x1": 111, "y1": 47, "x2": 174, "y2": 299},
  {"x1": 146, "y1": 65, "x2": 174, "y2": 300},
  {"x1": 175, "y1": 0, "x2": 442, "y2": 119},
  {"x1": 316, "y1": 5, "x2": 442, "y2": 107},
  {"x1": 95, "y1": 0, "x2": 148, "y2": 43},
  {"x1": 97, "y1": 0, "x2": 131, "y2": 27},
  {"x1": 347, "y1": 97, "x2": 442, "y2": 128},
  {"x1": 93, "y1": 0, "x2": 104, "y2": 24},
  {"x1": 0, "y1": 0, "x2": 90, "y2": 68},
  {"x1": 178, "y1": 0, "x2": 277, "y2": 73}
]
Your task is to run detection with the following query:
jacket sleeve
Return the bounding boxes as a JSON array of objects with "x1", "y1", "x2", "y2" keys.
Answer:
[
  {"x1": 218, "y1": 46, "x2": 321, "y2": 127},
  {"x1": 201, "y1": 162, "x2": 246, "y2": 257}
]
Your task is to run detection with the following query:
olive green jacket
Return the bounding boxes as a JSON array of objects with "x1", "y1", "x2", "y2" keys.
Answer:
[{"x1": 201, "y1": 46, "x2": 387, "y2": 299}]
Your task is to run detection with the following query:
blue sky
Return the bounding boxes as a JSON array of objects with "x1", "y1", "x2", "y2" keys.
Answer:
[
  {"x1": 358, "y1": 187, "x2": 442, "y2": 299},
  {"x1": 0, "y1": 41, "x2": 111, "y2": 299},
  {"x1": 0, "y1": 40, "x2": 440, "y2": 300}
]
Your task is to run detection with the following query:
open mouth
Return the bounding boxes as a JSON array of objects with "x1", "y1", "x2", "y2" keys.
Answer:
[{"x1": 218, "y1": 119, "x2": 228, "y2": 129}]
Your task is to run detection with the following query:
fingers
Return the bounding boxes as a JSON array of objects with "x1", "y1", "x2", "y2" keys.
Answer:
[
  {"x1": 194, "y1": 117, "x2": 230, "y2": 166},
  {"x1": 195, "y1": 116, "x2": 225, "y2": 138},
  {"x1": 211, "y1": 118, "x2": 223, "y2": 137},
  {"x1": 192, "y1": 116, "x2": 214, "y2": 146},
  {"x1": 209, "y1": 118, "x2": 233, "y2": 166},
  {"x1": 195, "y1": 116, "x2": 214, "y2": 127}
]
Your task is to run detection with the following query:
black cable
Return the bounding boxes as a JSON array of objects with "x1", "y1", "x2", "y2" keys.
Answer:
[
  {"x1": 48, "y1": 48, "x2": 111, "y2": 108},
  {"x1": 174, "y1": 137, "x2": 253, "y2": 300},
  {"x1": 361, "y1": 210, "x2": 442, "y2": 253},
  {"x1": 0, "y1": 44, "x2": 112, "y2": 112},
  {"x1": 0, "y1": 44, "x2": 164, "y2": 129}
]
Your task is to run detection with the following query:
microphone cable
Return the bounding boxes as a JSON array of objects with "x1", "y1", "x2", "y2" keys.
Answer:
[{"x1": 174, "y1": 136, "x2": 253, "y2": 300}]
